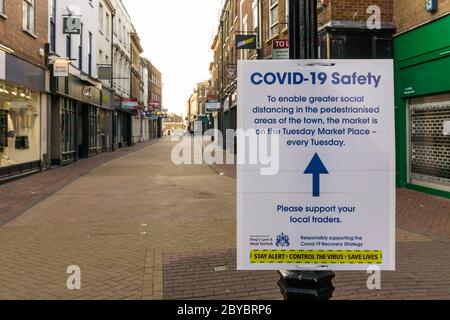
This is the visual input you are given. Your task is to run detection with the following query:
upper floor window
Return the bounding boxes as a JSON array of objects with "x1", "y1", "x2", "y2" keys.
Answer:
[
  {"x1": 269, "y1": 0, "x2": 279, "y2": 38},
  {"x1": 0, "y1": 0, "x2": 4, "y2": 15},
  {"x1": 252, "y1": 1, "x2": 258, "y2": 32},
  {"x1": 105, "y1": 12, "x2": 110, "y2": 37},
  {"x1": 23, "y1": 0, "x2": 35, "y2": 34},
  {"x1": 50, "y1": 0, "x2": 56, "y2": 52},
  {"x1": 99, "y1": 4, "x2": 104, "y2": 33}
]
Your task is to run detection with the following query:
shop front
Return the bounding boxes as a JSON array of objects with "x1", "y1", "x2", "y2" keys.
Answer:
[
  {"x1": 394, "y1": 15, "x2": 450, "y2": 198},
  {"x1": 50, "y1": 73, "x2": 102, "y2": 166},
  {"x1": 118, "y1": 98, "x2": 135, "y2": 148},
  {"x1": 99, "y1": 89, "x2": 115, "y2": 152},
  {"x1": 0, "y1": 53, "x2": 47, "y2": 183}
]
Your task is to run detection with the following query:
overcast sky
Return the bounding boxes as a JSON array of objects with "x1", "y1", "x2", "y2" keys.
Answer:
[{"x1": 122, "y1": 0, "x2": 224, "y2": 116}]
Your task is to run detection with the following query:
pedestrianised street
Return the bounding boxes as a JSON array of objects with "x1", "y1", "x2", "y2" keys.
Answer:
[{"x1": 0, "y1": 139, "x2": 449, "y2": 300}]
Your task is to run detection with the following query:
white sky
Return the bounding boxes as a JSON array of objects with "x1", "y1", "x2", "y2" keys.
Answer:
[{"x1": 122, "y1": 0, "x2": 224, "y2": 116}]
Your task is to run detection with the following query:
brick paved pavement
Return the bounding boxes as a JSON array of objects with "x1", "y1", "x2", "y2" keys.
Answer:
[
  {"x1": 0, "y1": 139, "x2": 160, "y2": 227},
  {"x1": 0, "y1": 138, "x2": 449, "y2": 300}
]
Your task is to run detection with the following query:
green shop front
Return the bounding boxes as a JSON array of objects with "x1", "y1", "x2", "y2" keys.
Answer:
[
  {"x1": 50, "y1": 74, "x2": 102, "y2": 166},
  {"x1": 394, "y1": 15, "x2": 450, "y2": 198}
]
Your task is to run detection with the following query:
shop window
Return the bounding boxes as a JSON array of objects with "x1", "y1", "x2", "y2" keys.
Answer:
[
  {"x1": 0, "y1": 80, "x2": 40, "y2": 168},
  {"x1": 408, "y1": 94, "x2": 450, "y2": 191}
]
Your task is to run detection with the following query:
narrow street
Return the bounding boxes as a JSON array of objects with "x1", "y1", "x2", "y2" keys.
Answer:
[{"x1": 0, "y1": 138, "x2": 449, "y2": 300}]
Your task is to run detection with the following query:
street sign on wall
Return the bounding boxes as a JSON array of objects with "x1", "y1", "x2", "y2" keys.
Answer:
[{"x1": 237, "y1": 60, "x2": 396, "y2": 271}]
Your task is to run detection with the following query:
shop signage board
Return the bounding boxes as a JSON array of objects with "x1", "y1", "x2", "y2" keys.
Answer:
[
  {"x1": 122, "y1": 98, "x2": 138, "y2": 110},
  {"x1": 53, "y1": 61, "x2": 69, "y2": 77},
  {"x1": 0, "y1": 51, "x2": 5, "y2": 80},
  {"x1": 272, "y1": 39, "x2": 290, "y2": 60},
  {"x1": 237, "y1": 60, "x2": 396, "y2": 271},
  {"x1": 236, "y1": 34, "x2": 257, "y2": 50},
  {"x1": 63, "y1": 16, "x2": 82, "y2": 34},
  {"x1": 206, "y1": 100, "x2": 221, "y2": 113}
]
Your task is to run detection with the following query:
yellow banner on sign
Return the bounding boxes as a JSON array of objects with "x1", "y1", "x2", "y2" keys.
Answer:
[{"x1": 250, "y1": 250, "x2": 383, "y2": 264}]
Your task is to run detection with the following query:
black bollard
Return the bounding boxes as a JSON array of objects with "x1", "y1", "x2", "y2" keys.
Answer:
[{"x1": 278, "y1": 270, "x2": 336, "y2": 300}]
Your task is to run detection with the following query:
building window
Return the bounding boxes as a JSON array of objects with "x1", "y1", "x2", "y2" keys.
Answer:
[
  {"x1": 50, "y1": 0, "x2": 56, "y2": 52},
  {"x1": 79, "y1": 23, "x2": 83, "y2": 70},
  {"x1": 66, "y1": 35, "x2": 72, "y2": 59},
  {"x1": 23, "y1": 0, "x2": 35, "y2": 34},
  {"x1": 88, "y1": 32, "x2": 93, "y2": 76},
  {"x1": 0, "y1": 0, "x2": 4, "y2": 15},
  {"x1": 105, "y1": 12, "x2": 110, "y2": 38},
  {"x1": 285, "y1": 0, "x2": 289, "y2": 26},
  {"x1": 252, "y1": 1, "x2": 258, "y2": 32},
  {"x1": 269, "y1": 0, "x2": 279, "y2": 38},
  {"x1": 99, "y1": 3, "x2": 104, "y2": 33}
]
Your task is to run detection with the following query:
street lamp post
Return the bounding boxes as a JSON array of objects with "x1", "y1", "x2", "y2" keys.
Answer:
[{"x1": 277, "y1": 0, "x2": 336, "y2": 301}]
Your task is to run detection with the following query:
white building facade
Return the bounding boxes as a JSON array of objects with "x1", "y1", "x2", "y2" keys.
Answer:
[
  {"x1": 97, "y1": 0, "x2": 115, "y2": 151},
  {"x1": 48, "y1": 0, "x2": 105, "y2": 165},
  {"x1": 110, "y1": 0, "x2": 134, "y2": 147}
]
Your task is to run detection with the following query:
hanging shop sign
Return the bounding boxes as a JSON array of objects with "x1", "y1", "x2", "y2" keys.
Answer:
[
  {"x1": 121, "y1": 98, "x2": 138, "y2": 110},
  {"x1": 53, "y1": 60, "x2": 69, "y2": 77},
  {"x1": 63, "y1": 16, "x2": 82, "y2": 35},
  {"x1": 226, "y1": 65, "x2": 237, "y2": 80},
  {"x1": 236, "y1": 34, "x2": 257, "y2": 50},
  {"x1": 0, "y1": 51, "x2": 5, "y2": 80},
  {"x1": 205, "y1": 100, "x2": 221, "y2": 113},
  {"x1": 237, "y1": 60, "x2": 396, "y2": 271},
  {"x1": 272, "y1": 39, "x2": 290, "y2": 60}
]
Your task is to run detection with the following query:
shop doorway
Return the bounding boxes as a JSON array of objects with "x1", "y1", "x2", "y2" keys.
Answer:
[
  {"x1": 61, "y1": 99, "x2": 77, "y2": 165},
  {"x1": 78, "y1": 104, "x2": 99, "y2": 158},
  {"x1": 408, "y1": 94, "x2": 450, "y2": 192}
]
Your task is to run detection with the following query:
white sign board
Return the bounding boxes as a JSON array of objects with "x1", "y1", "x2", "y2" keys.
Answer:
[
  {"x1": 206, "y1": 101, "x2": 221, "y2": 113},
  {"x1": 237, "y1": 60, "x2": 396, "y2": 271},
  {"x1": 53, "y1": 61, "x2": 69, "y2": 77},
  {"x1": 0, "y1": 51, "x2": 5, "y2": 80},
  {"x1": 444, "y1": 121, "x2": 450, "y2": 136}
]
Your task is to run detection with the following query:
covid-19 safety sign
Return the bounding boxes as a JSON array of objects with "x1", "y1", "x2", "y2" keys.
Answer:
[{"x1": 237, "y1": 60, "x2": 396, "y2": 271}]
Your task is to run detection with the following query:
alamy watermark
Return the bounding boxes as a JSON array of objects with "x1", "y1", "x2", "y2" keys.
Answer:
[{"x1": 171, "y1": 127, "x2": 280, "y2": 176}]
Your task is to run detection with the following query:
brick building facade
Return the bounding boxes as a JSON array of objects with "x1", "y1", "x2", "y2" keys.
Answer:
[
  {"x1": 394, "y1": 0, "x2": 450, "y2": 34},
  {"x1": 0, "y1": 0, "x2": 48, "y2": 67}
]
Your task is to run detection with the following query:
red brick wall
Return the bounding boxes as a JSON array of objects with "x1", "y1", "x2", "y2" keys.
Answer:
[
  {"x1": 331, "y1": 0, "x2": 393, "y2": 23},
  {"x1": 0, "y1": 0, "x2": 48, "y2": 67},
  {"x1": 394, "y1": 0, "x2": 450, "y2": 34}
]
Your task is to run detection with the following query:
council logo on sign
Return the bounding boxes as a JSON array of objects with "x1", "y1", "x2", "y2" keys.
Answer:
[{"x1": 276, "y1": 233, "x2": 290, "y2": 248}]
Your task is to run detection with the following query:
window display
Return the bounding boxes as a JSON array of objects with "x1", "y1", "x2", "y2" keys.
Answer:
[{"x1": 0, "y1": 80, "x2": 40, "y2": 168}]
